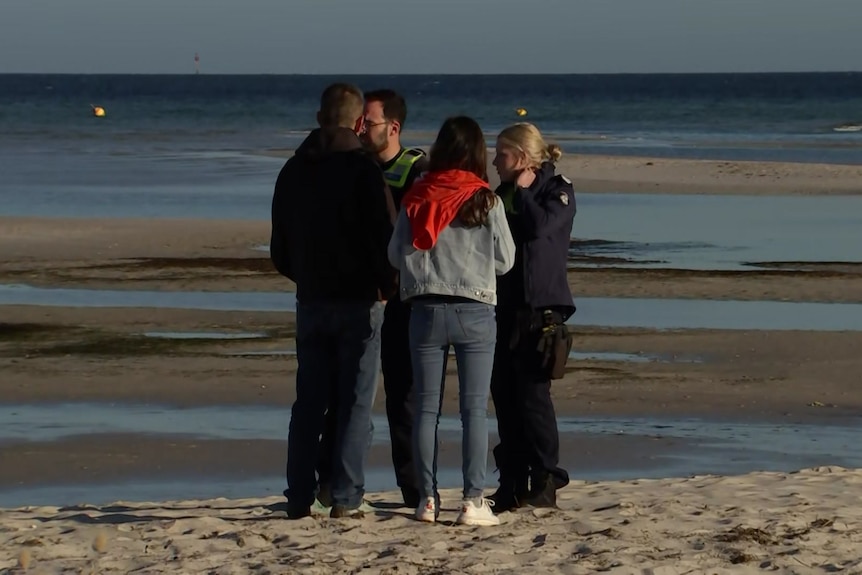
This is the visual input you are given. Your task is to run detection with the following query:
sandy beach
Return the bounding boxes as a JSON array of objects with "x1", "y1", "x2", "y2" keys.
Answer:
[
  {"x1": 3, "y1": 468, "x2": 862, "y2": 573},
  {"x1": 2, "y1": 154, "x2": 862, "y2": 572},
  {"x1": 260, "y1": 149, "x2": 862, "y2": 195},
  {"x1": 551, "y1": 154, "x2": 862, "y2": 196}
]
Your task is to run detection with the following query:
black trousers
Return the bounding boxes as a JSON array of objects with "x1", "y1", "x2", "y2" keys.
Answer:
[
  {"x1": 381, "y1": 294, "x2": 418, "y2": 500},
  {"x1": 490, "y1": 307, "x2": 569, "y2": 488}
]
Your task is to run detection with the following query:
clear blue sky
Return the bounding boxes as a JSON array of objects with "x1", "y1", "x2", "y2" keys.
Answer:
[{"x1": 1, "y1": 0, "x2": 860, "y2": 74}]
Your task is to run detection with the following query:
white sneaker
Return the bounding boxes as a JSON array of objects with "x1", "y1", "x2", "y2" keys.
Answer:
[
  {"x1": 456, "y1": 498, "x2": 500, "y2": 526},
  {"x1": 415, "y1": 496, "x2": 437, "y2": 523}
]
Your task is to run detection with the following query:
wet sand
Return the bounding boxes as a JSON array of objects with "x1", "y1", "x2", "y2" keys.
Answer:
[
  {"x1": 0, "y1": 431, "x2": 698, "y2": 494},
  {"x1": 553, "y1": 154, "x2": 862, "y2": 195},
  {"x1": 260, "y1": 149, "x2": 862, "y2": 195},
  {"x1": 2, "y1": 300, "x2": 862, "y2": 500},
  {"x1": 2, "y1": 305, "x2": 862, "y2": 416},
  {"x1": 2, "y1": 224, "x2": 862, "y2": 302},
  {"x1": 1, "y1": 154, "x2": 861, "y2": 515}
]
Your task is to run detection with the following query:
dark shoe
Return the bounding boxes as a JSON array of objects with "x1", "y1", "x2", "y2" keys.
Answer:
[
  {"x1": 316, "y1": 483, "x2": 333, "y2": 507},
  {"x1": 488, "y1": 487, "x2": 519, "y2": 514},
  {"x1": 488, "y1": 472, "x2": 527, "y2": 514},
  {"x1": 552, "y1": 467, "x2": 570, "y2": 490},
  {"x1": 330, "y1": 500, "x2": 374, "y2": 519},
  {"x1": 523, "y1": 474, "x2": 557, "y2": 508},
  {"x1": 514, "y1": 473, "x2": 530, "y2": 505},
  {"x1": 401, "y1": 487, "x2": 420, "y2": 509},
  {"x1": 286, "y1": 503, "x2": 312, "y2": 520}
]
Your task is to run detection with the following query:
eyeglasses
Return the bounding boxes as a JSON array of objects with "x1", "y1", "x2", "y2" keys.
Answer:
[{"x1": 362, "y1": 120, "x2": 388, "y2": 133}]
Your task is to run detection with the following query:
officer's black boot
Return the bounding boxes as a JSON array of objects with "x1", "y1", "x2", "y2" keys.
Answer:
[
  {"x1": 488, "y1": 474, "x2": 519, "y2": 514},
  {"x1": 523, "y1": 471, "x2": 557, "y2": 508},
  {"x1": 513, "y1": 471, "x2": 530, "y2": 507}
]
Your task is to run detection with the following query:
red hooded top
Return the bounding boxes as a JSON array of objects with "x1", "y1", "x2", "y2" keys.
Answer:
[{"x1": 400, "y1": 169, "x2": 487, "y2": 250}]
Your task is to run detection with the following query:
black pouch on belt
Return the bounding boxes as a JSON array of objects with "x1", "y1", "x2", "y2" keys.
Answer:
[{"x1": 535, "y1": 309, "x2": 573, "y2": 380}]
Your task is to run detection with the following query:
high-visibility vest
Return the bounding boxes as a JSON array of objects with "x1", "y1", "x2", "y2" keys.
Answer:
[{"x1": 383, "y1": 148, "x2": 426, "y2": 190}]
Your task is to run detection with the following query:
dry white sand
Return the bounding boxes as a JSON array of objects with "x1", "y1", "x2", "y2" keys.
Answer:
[{"x1": 2, "y1": 466, "x2": 861, "y2": 574}]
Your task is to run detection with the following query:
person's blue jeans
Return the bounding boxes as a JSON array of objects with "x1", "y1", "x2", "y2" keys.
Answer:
[
  {"x1": 409, "y1": 298, "x2": 496, "y2": 501},
  {"x1": 285, "y1": 300, "x2": 384, "y2": 509}
]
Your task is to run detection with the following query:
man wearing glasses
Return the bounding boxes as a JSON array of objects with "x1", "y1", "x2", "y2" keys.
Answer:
[{"x1": 362, "y1": 89, "x2": 428, "y2": 509}]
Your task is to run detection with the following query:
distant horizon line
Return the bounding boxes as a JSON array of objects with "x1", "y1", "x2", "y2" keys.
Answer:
[{"x1": 2, "y1": 70, "x2": 861, "y2": 77}]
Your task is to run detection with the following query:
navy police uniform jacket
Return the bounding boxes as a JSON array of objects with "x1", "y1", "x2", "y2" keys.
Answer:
[{"x1": 495, "y1": 162, "x2": 576, "y2": 319}]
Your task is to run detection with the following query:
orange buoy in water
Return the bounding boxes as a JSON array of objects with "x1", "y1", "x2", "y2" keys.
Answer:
[
  {"x1": 91, "y1": 105, "x2": 106, "y2": 117},
  {"x1": 515, "y1": 107, "x2": 527, "y2": 117}
]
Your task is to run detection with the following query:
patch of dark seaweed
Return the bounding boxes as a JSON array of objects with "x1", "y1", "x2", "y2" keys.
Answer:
[
  {"x1": 726, "y1": 549, "x2": 758, "y2": 564},
  {"x1": 568, "y1": 254, "x2": 666, "y2": 266},
  {"x1": 3, "y1": 331, "x2": 241, "y2": 358},
  {"x1": 716, "y1": 519, "x2": 836, "y2": 549},
  {"x1": 568, "y1": 267, "x2": 855, "y2": 279},
  {"x1": 1, "y1": 323, "x2": 291, "y2": 358},
  {"x1": 570, "y1": 239, "x2": 619, "y2": 248},
  {"x1": 575, "y1": 366, "x2": 628, "y2": 376},
  {"x1": 744, "y1": 261, "x2": 862, "y2": 274},
  {"x1": 0, "y1": 323, "x2": 72, "y2": 341},
  {"x1": 89, "y1": 257, "x2": 277, "y2": 274},
  {"x1": 33, "y1": 335, "x2": 214, "y2": 357},
  {"x1": 716, "y1": 526, "x2": 775, "y2": 545}
]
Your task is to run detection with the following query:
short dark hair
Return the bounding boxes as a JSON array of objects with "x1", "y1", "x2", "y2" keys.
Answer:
[
  {"x1": 365, "y1": 89, "x2": 407, "y2": 126},
  {"x1": 319, "y1": 83, "x2": 364, "y2": 128}
]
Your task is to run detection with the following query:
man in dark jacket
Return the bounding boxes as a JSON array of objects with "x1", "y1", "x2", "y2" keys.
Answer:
[{"x1": 270, "y1": 82, "x2": 396, "y2": 520}]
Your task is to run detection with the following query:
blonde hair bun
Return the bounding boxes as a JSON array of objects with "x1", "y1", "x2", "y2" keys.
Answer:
[{"x1": 497, "y1": 123, "x2": 562, "y2": 168}]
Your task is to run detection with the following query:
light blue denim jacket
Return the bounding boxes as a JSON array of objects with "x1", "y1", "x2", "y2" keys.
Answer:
[{"x1": 387, "y1": 200, "x2": 516, "y2": 305}]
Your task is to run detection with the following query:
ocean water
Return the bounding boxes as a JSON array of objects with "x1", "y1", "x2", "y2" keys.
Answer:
[
  {"x1": 2, "y1": 73, "x2": 861, "y2": 267},
  {"x1": 3, "y1": 73, "x2": 861, "y2": 199},
  {"x1": 3, "y1": 285, "x2": 862, "y2": 330},
  {"x1": 3, "y1": 73, "x2": 862, "y2": 162}
]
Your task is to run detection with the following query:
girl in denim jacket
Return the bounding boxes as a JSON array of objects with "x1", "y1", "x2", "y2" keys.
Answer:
[{"x1": 388, "y1": 116, "x2": 515, "y2": 525}]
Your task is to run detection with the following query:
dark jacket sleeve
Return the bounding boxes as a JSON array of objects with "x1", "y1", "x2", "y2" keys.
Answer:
[
  {"x1": 359, "y1": 159, "x2": 398, "y2": 299},
  {"x1": 514, "y1": 178, "x2": 577, "y2": 240},
  {"x1": 269, "y1": 163, "x2": 293, "y2": 280}
]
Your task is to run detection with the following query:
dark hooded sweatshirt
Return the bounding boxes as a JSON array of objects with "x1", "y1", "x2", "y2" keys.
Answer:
[{"x1": 270, "y1": 127, "x2": 397, "y2": 303}]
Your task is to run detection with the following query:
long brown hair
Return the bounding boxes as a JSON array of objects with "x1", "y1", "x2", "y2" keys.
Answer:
[{"x1": 428, "y1": 116, "x2": 497, "y2": 227}]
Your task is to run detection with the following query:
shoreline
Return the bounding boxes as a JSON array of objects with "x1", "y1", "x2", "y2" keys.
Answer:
[
  {"x1": 2, "y1": 217, "x2": 861, "y2": 303},
  {"x1": 0, "y1": 427, "x2": 708, "y2": 493},
  {"x1": 3, "y1": 414, "x2": 859, "y2": 510},
  {"x1": 556, "y1": 153, "x2": 862, "y2": 195},
  {"x1": 259, "y1": 149, "x2": 862, "y2": 195}
]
